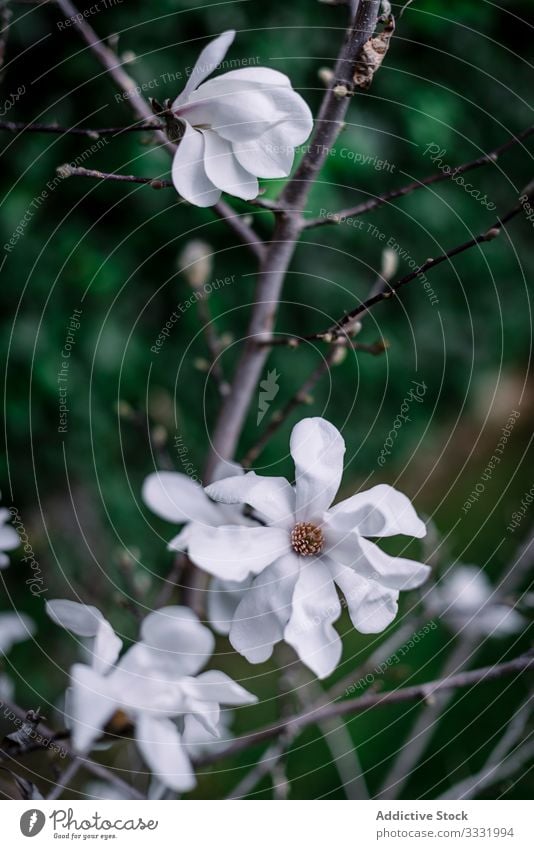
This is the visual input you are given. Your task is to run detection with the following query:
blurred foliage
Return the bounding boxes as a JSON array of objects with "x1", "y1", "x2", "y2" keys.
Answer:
[{"x1": 0, "y1": 0, "x2": 532, "y2": 799}]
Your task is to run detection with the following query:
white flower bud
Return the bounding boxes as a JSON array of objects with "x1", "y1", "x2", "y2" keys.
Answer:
[{"x1": 177, "y1": 240, "x2": 213, "y2": 288}]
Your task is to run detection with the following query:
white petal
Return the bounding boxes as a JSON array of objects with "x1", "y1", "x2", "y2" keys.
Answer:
[
  {"x1": 186, "y1": 670, "x2": 257, "y2": 705},
  {"x1": 329, "y1": 484, "x2": 426, "y2": 539},
  {"x1": 205, "y1": 470, "x2": 295, "y2": 527},
  {"x1": 328, "y1": 533, "x2": 430, "y2": 591},
  {"x1": 135, "y1": 714, "x2": 196, "y2": 792},
  {"x1": 69, "y1": 664, "x2": 118, "y2": 752},
  {"x1": 178, "y1": 80, "x2": 275, "y2": 141},
  {"x1": 230, "y1": 553, "x2": 300, "y2": 663},
  {"x1": 0, "y1": 552, "x2": 9, "y2": 569},
  {"x1": 142, "y1": 471, "x2": 220, "y2": 525},
  {"x1": 207, "y1": 576, "x2": 251, "y2": 635},
  {"x1": 46, "y1": 599, "x2": 105, "y2": 637},
  {"x1": 212, "y1": 459, "x2": 244, "y2": 481},
  {"x1": 476, "y1": 604, "x2": 525, "y2": 636},
  {"x1": 210, "y1": 67, "x2": 292, "y2": 87},
  {"x1": 171, "y1": 123, "x2": 221, "y2": 207},
  {"x1": 202, "y1": 130, "x2": 259, "y2": 200},
  {"x1": 188, "y1": 524, "x2": 289, "y2": 581},
  {"x1": 179, "y1": 77, "x2": 311, "y2": 144},
  {"x1": 140, "y1": 606, "x2": 214, "y2": 677},
  {"x1": 111, "y1": 644, "x2": 187, "y2": 715},
  {"x1": 0, "y1": 523, "x2": 19, "y2": 552},
  {"x1": 0, "y1": 612, "x2": 35, "y2": 654},
  {"x1": 182, "y1": 712, "x2": 232, "y2": 758},
  {"x1": 168, "y1": 525, "x2": 192, "y2": 552},
  {"x1": 233, "y1": 125, "x2": 295, "y2": 179},
  {"x1": 330, "y1": 560, "x2": 399, "y2": 633},
  {"x1": 173, "y1": 30, "x2": 236, "y2": 108},
  {"x1": 284, "y1": 559, "x2": 342, "y2": 679},
  {"x1": 46, "y1": 600, "x2": 122, "y2": 674},
  {"x1": 290, "y1": 417, "x2": 345, "y2": 521}
]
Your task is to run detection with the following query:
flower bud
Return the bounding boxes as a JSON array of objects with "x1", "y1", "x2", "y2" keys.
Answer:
[{"x1": 177, "y1": 240, "x2": 213, "y2": 288}]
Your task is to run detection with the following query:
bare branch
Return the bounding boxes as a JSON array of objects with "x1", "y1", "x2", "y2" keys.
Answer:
[
  {"x1": 293, "y1": 199, "x2": 528, "y2": 343},
  {"x1": 47, "y1": 757, "x2": 83, "y2": 800},
  {"x1": 204, "y1": 0, "x2": 383, "y2": 483},
  {"x1": 57, "y1": 164, "x2": 172, "y2": 188},
  {"x1": 197, "y1": 654, "x2": 534, "y2": 767},
  {"x1": 304, "y1": 125, "x2": 534, "y2": 228},
  {"x1": 0, "y1": 120, "x2": 160, "y2": 136},
  {"x1": 56, "y1": 168, "x2": 265, "y2": 261}
]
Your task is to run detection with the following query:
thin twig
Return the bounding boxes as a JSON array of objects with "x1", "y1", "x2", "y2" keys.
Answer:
[
  {"x1": 57, "y1": 164, "x2": 173, "y2": 189},
  {"x1": 283, "y1": 199, "x2": 528, "y2": 344},
  {"x1": 438, "y1": 697, "x2": 533, "y2": 800},
  {"x1": 240, "y1": 347, "x2": 341, "y2": 468},
  {"x1": 256, "y1": 337, "x2": 388, "y2": 351},
  {"x1": 304, "y1": 125, "x2": 534, "y2": 228},
  {"x1": 196, "y1": 653, "x2": 534, "y2": 767},
  {"x1": 195, "y1": 294, "x2": 231, "y2": 398},
  {"x1": 241, "y1": 241, "x2": 393, "y2": 465},
  {"x1": 47, "y1": 756, "x2": 83, "y2": 800},
  {"x1": 0, "y1": 120, "x2": 160, "y2": 136}
]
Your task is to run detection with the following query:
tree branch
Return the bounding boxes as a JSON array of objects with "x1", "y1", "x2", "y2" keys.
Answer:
[
  {"x1": 287, "y1": 199, "x2": 528, "y2": 344},
  {"x1": 304, "y1": 125, "x2": 534, "y2": 228},
  {"x1": 0, "y1": 119, "x2": 160, "y2": 136},
  {"x1": 204, "y1": 0, "x2": 383, "y2": 482},
  {"x1": 196, "y1": 654, "x2": 534, "y2": 766},
  {"x1": 58, "y1": 166, "x2": 265, "y2": 260}
]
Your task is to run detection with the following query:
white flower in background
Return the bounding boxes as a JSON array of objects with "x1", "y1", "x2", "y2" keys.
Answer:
[
  {"x1": 170, "y1": 30, "x2": 313, "y2": 206},
  {"x1": 0, "y1": 612, "x2": 35, "y2": 655},
  {"x1": 429, "y1": 565, "x2": 525, "y2": 637},
  {"x1": 48, "y1": 602, "x2": 256, "y2": 792},
  {"x1": 0, "y1": 503, "x2": 19, "y2": 569},
  {"x1": 188, "y1": 417, "x2": 430, "y2": 678}
]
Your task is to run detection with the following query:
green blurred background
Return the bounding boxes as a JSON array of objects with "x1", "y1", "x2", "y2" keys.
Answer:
[{"x1": 0, "y1": 0, "x2": 532, "y2": 799}]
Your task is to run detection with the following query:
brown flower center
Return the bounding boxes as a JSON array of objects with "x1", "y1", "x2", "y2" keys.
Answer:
[{"x1": 291, "y1": 521, "x2": 324, "y2": 556}]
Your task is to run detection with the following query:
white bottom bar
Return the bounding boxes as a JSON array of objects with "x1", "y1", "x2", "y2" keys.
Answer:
[{"x1": 2, "y1": 799, "x2": 531, "y2": 847}]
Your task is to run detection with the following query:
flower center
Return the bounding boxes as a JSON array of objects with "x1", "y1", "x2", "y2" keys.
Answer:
[{"x1": 291, "y1": 521, "x2": 324, "y2": 556}]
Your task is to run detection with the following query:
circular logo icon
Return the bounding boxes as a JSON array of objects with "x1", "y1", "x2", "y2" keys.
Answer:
[{"x1": 20, "y1": 810, "x2": 46, "y2": 837}]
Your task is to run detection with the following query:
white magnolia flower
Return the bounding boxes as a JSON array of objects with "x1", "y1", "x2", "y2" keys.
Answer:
[
  {"x1": 429, "y1": 565, "x2": 525, "y2": 638},
  {"x1": 188, "y1": 417, "x2": 430, "y2": 678},
  {"x1": 170, "y1": 30, "x2": 313, "y2": 206},
  {"x1": 0, "y1": 504, "x2": 19, "y2": 569},
  {"x1": 0, "y1": 612, "x2": 35, "y2": 654},
  {"x1": 49, "y1": 602, "x2": 256, "y2": 791}
]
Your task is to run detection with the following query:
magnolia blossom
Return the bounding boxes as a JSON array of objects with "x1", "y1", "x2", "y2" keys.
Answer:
[
  {"x1": 429, "y1": 565, "x2": 525, "y2": 637},
  {"x1": 47, "y1": 601, "x2": 256, "y2": 791},
  {"x1": 188, "y1": 417, "x2": 430, "y2": 678},
  {"x1": 0, "y1": 504, "x2": 19, "y2": 569},
  {"x1": 170, "y1": 30, "x2": 313, "y2": 206}
]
